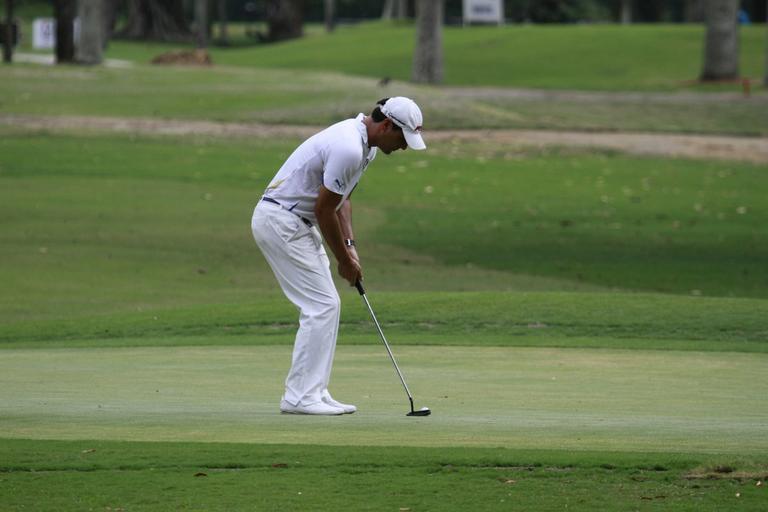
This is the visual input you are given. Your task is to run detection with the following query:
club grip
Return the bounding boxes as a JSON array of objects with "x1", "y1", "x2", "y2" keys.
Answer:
[{"x1": 355, "y1": 279, "x2": 365, "y2": 295}]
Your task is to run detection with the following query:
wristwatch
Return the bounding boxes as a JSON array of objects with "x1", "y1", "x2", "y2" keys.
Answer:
[{"x1": 344, "y1": 239, "x2": 356, "y2": 247}]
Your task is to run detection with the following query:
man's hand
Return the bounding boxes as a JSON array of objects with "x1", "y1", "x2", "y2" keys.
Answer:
[
  {"x1": 341, "y1": 246, "x2": 362, "y2": 286},
  {"x1": 338, "y1": 256, "x2": 362, "y2": 286}
]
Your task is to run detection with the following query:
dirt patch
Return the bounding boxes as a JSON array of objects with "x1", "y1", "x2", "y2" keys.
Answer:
[
  {"x1": 2, "y1": 114, "x2": 767, "y2": 164},
  {"x1": 684, "y1": 463, "x2": 768, "y2": 481},
  {"x1": 151, "y1": 49, "x2": 212, "y2": 67}
]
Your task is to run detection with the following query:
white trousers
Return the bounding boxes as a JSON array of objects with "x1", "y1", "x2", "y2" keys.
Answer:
[{"x1": 251, "y1": 202, "x2": 341, "y2": 406}]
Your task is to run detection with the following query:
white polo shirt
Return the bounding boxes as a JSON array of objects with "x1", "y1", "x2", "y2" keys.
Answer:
[{"x1": 263, "y1": 114, "x2": 377, "y2": 225}]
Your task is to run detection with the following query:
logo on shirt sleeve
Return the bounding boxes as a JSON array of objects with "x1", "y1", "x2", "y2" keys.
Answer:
[{"x1": 334, "y1": 178, "x2": 346, "y2": 191}]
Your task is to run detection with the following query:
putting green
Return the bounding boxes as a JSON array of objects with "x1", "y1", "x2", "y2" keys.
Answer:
[{"x1": 1, "y1": 345, "x2": 765, "y2": 454}]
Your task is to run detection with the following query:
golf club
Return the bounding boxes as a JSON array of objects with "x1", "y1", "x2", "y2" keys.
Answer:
[{"x1": 355, "y1": 279, "x2": 431, "y2": 417}]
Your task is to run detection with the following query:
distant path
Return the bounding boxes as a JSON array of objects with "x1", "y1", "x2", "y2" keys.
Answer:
[
  {"x1": 3, "y1": 114, "x2": 767, "y2": 164},
  {"x1": 445, "y1": 85, "x2": 768, "y2": 104},
  {"x1": 435, "y1": 129, "x2": 768, "y2": 164},
  {"x1": 13, "y1": 52, "x2": 134, "y2": 68}
]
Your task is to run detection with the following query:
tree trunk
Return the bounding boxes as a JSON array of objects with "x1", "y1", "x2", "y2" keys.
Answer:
[
  {"x1": 118, "y1": 0, "x2": 190, "y2": 42},
  {"x1": 685, "y1": 0, "x2": 705, "y2": 22},
  {"x1": 620, "y1": 0, "x2": 632, "y2": 24},
  {"x1": 764, "y1": 0, "x2": 768, "y2": 87},
  {"x1": 103, "y1": 0, "x2": 118, "y2": 46},
  {"x1": 195, "y1": 0, "x2": 207, "y2": 48},
  {"x1": 54, "y1": 0, "x2": 76, "y2": 63},
  {"x1": 700, "y1": 0, "x2": 740, "y2": 81},
  {"x1": 217, "y1": 0, "x2": 228, "y2": 43},
  {"x1": 123, "y1": 0, "x2": 145, "y2": 38},
  {"x1": 265, "y1": 0, "x2": 303, "y2": 42},
  {"x1": 324, "y1": 0, "x2": 335, "y2": 33},
  {"x1": 76, "y1": 0, "x2": 103, "y2": 65},
  {"x1": 397, "y1": 0, "x2": 408, "y2": 19},
  {"x1": 411, "y1": 0, "x2": 443, "y2": 84},
  {"x1": 3, "y1": 0, "x2": 13, "y2": 64},
  {"x1": 381, "y1": 0, "x2": 394, "y2": 20}
]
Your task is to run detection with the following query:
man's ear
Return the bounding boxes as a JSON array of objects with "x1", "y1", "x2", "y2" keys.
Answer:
[{"x1": 374, "y1": 118, "x2": 391, "y2": 135}]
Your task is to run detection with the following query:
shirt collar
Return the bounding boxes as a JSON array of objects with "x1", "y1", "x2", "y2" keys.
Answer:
[{"x1": 355, "y1": 113, "x2": 369, "y2": 148}]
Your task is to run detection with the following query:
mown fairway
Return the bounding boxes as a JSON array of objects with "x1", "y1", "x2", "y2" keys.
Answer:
[{"x1": 1, "y1": 131, "x2": 766, "y2": 321}]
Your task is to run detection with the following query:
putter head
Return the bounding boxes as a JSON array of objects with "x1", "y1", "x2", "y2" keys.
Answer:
[{"x1": 407, "y1": 407, "x2": 431, "y2": 417}]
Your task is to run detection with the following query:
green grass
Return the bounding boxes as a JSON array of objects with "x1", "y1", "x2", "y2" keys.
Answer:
[
  {"x1": 199, "y1": 22, "x2": 768, "y2": 91},
  {"x1": 86, "y1": 22, "x2": 768, "y2": 92},
  {"x1": 0, "y1": 63, "x2": 346, "y2": 120},
  {"x1": 2, "y1": 292, "x2": 767, "y2": 353},
  {"x1": 10, "y1": 0, "x2": 767, "y2": 92},
  {"x1": 2, "y1": 127, "x2": 767, "y2": 509},
  {"x1": 3, "y1": 63, "x2": 767, "y2": 135},
  {"x1": 7, "y1": 22, "x2": 768, "y2": 136},
  {"x1": 2, "y1": 439, "x2": 766, "y2": 511},
  {"x1": 2, "y1": 332, "x2": 767, "y2": 510},
  {"x1": 1, "y1": 131, "x2": 765, "y2": 327},
  {"x1": 1, "y1": 345, "x2": 767, "y2": 509},
  {"x1": 6, "y1": 18, "x2": 768, "y2": 136},
  {"x1": 377, "y1": 148, "x2": 768, "y2": 297},
  {"x1": 2, "y1": 345, "x2": 767, "y2": 452}
]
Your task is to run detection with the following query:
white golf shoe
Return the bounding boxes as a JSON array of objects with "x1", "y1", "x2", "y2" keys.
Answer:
[
  {"x1": 280, "y1": 399, "x2": 344, "y2": 415},
  {"x1": 321, "y1": 390, "x2": 357, "y2": 414}
]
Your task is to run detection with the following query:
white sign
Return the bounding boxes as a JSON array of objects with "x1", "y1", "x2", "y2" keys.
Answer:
[
  {"x1": 33, "y1": 18, "x2": 56, "y2": 49},
  {"x1": 463, "y1": 0, "x2": 504, "y2": 24},
  {"x1": 32, "y1": 17, "x2": 81, "y2": 49}
]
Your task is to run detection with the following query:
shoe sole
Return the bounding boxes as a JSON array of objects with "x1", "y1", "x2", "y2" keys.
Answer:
[{"x1": 280, "y1": 409, "x2": 345, "y2": 416}]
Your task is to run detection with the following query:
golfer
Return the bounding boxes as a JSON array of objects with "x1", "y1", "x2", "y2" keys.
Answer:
[{"x1": 251, "y1": 97, "x2": 426, "y2": 415}]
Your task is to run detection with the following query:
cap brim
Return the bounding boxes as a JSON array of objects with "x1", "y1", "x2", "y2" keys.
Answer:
[{"x1": 404, "y1": 129, "x2": 426, "y2": 150}]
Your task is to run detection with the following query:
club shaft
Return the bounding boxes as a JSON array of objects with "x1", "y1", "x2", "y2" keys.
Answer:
[{"x1": 360, "y1": 293, "x2": 414, "y2": 401}]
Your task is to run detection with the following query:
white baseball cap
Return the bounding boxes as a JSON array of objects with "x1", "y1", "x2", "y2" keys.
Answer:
[{"x1": 380, "y1": 97, "x2": 426, "y2": 150}]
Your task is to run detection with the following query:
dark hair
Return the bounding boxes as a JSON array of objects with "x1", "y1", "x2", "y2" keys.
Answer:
[{"x1": 371, "y1": 98, "x2": 402, "y2": 131}]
